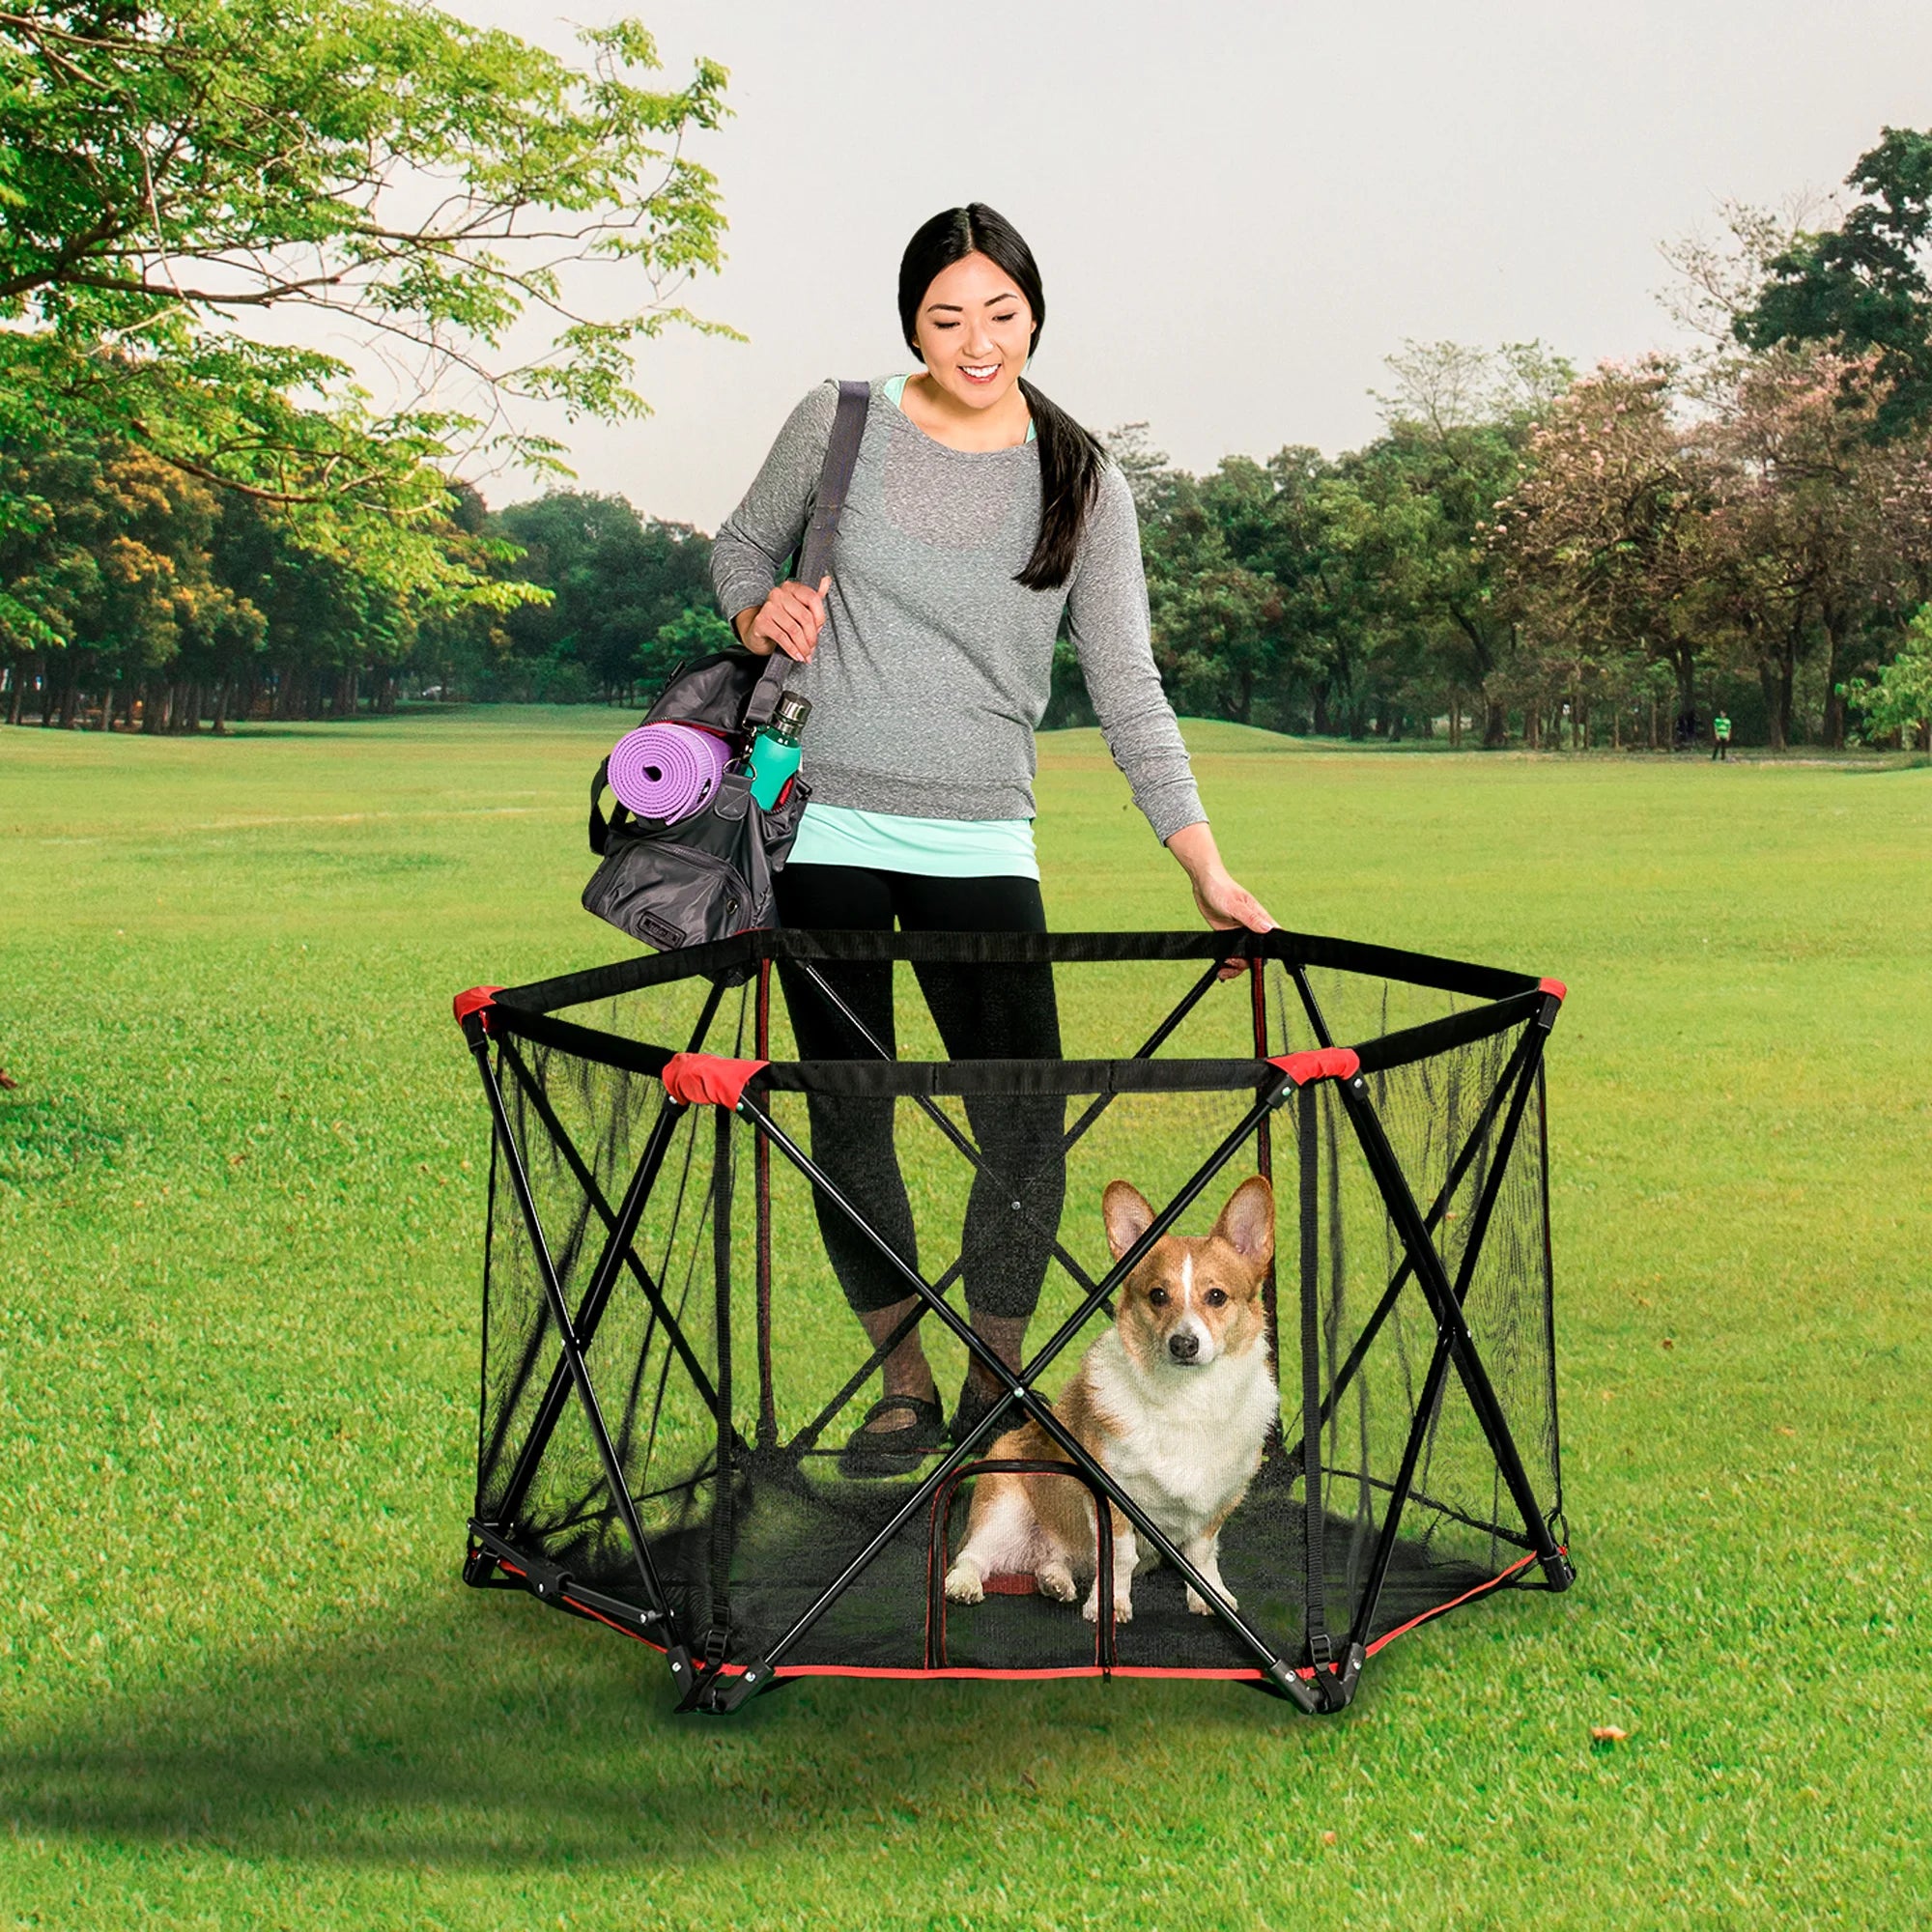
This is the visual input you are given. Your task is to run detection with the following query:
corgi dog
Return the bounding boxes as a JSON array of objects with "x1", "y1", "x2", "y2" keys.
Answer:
[{"x1": 943, "y1": 1175, "x2": 1277, "y2": 1625}]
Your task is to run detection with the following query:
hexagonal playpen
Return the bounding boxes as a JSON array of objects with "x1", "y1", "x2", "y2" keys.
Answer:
[{"x1": 453, "y1": 928, "x2": 1572, "y2": 1715}]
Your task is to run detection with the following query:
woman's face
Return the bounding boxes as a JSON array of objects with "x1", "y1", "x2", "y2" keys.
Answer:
[{"x1": 910, "y1": 251, "x2": 1035, "y2": 412}]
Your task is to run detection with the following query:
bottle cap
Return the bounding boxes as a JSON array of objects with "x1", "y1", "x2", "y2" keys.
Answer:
[{"x1": 773, "y1": 691, "x2": 812, "y2": 735}]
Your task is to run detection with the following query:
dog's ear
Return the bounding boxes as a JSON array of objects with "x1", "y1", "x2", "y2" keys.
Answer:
[
  {"x1": 1210, "y1": 1175, "x2": 1275, "y2": 1272},
  {"x1": 1102, "y1": 1180, "x2": 1156, "y2": 1261}
]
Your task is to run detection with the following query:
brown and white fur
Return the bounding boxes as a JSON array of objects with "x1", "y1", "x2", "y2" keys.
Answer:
[{"x1": 943, "y1": 1176, "x2": 1277, "y2": 1625}]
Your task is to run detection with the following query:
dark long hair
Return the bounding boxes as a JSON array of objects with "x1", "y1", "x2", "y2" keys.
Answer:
[{"x1": 897, "y1": 204, "x2": 1105, "y2": 592}]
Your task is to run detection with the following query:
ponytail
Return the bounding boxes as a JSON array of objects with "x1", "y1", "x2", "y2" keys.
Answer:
[{"x1": 1015, "y1": 376, "x2": 1105, "y2": 591}]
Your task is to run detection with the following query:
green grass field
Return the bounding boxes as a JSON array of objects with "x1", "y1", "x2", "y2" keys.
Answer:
[{"x1": 2, "y1": 710, "x2": 1927, "y2": 1929}]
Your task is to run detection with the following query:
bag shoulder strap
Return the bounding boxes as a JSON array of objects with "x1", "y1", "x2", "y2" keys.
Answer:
[
  {"x1": 589, "y1": 755, "x2": 624, "y2": 855},
  {"x1": 743, "y1": 379, "x2": 869, "y2": 730}
]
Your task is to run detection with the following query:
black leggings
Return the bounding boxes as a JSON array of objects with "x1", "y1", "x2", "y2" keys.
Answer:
[{"x1": 772, "y1": 865, "x2": 1065, "y2": 1320}]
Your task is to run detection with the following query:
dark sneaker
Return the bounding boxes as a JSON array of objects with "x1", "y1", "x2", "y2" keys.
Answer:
[
  {"x1": 950, "y1": 1378, "x2": 1009, "y2": 1453},
  {"x1": 838, "y1": 1393, "x2": 945, "y2": 1478}
]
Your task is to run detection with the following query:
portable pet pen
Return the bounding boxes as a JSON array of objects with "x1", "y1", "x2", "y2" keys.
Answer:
[{"x1": 454, "y1": 930, "x2": 1572, "y2": 1716}]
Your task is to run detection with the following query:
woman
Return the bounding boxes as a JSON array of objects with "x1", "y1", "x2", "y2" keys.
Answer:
[{"x1": 711, "y1": 203, "x2": 1273, "y2": 1474}]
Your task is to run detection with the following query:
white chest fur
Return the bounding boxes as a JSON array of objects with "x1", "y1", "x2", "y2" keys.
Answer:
[{"x1": 1083, "y1": 1331, "x2": 1278, "y2": 1546}]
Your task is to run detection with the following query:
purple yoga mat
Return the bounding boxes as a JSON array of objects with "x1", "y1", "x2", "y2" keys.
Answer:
[{"x1": 607, "y1": 722, "x2": 730, "y2": 823}]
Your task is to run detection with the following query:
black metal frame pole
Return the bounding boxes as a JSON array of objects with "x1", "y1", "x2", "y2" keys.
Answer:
[
  {"x1": 484, "y1": 1083, "x2": 693, "y2": 1533},
  {"x1": 1291, "y1": 964, "x2": 1335, "y2": 1049},
  {"x1": 1250, "y1": 959, "x2": 1280, "y2": 1345},
  {"x1": 753, "y1": 961, "x2": 778, "y2": 1450},
  {"x1": 1278, "y1": 1021, "x2": 1539, "y2": 1473},
  {"x1": 1336, "y1": 1063, "x2": 1573, "y2": 1591},
  {"x1": 481, "y1": 976, "x2": 729, "y2": 1492},
  {"x1": 461, "y1": 1018, "x2": 681, "y2": 1640},
  {"x1": 705, "y1": 1104, "x2": 736, "y2": 1662},
  {"x1": 497, "y1": 1047, "x2": 728, "y2": 1421},
  {"x1": 1341, "y1": 1018, "x2": 1555, "y2": 1658},
  {"x1": 1534, "y1": 1057, "x2": 1566, "y2": 1538},
  {"x1": 1295, "y1": 1082, "x2": 1343, "y2": 1703},
  {"x1": 484, "y1": 1048, "x2": 735, "y2": 1531},
  {"x1": 710, "y1": 1078, "x2": 1325, "y2": 1714}
]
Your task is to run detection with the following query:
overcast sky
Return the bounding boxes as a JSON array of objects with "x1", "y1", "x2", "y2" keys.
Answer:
[{"x1": 441, "y1": 0, "x2": 1932, "y2": 528}]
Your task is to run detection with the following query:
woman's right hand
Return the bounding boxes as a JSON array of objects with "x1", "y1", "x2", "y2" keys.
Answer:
[{"x1": 736, "y1": 575, "x2": 832, "y2": 662}]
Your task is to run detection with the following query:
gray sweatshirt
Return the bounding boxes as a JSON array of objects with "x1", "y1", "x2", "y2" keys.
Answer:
[{"x1": 710, "y1": 380, "x2": 1206, "y2": 841}]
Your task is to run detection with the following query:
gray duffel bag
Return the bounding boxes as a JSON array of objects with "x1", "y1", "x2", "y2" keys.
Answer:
[
  {"x1": 581, "y1": 381, "x2": 867, "y2": 952},
  {"x1": 582, "y1": 650, "x2": 812, "y2": 952}
]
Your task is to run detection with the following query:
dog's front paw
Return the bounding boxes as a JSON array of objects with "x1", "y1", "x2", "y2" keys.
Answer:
[
  {"x1": 944, "y1": 1561, "x2": 984, "y2": 1605},
  {"x1": 1036, "y1": 1561, "x2": 1077, "y2": 1603},
  {"x1": 1185, "y1": 1583, "x2": 1236, "y2": 1616},
  {"x1": 1175, "y1": 1577, "x2": 1236, "y2": 1623},
  {"x1": 1083, "y1": 1589, "x2": 1133, "y2": 1625}
]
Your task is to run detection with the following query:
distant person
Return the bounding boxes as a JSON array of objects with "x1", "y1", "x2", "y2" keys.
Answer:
[
  {"x1": 1675, "y1": 708, "x2": 1699, "y2": 751},
  {"x1": 710, "y1": 203, "x2": 1273, "y2": 1474},
  {"x1": 1712, "y1": 711, "x2": 1731, "y2": 760}
]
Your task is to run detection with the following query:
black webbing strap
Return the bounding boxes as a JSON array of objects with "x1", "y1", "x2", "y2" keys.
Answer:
[
  {"x1": 491, "y1": 927, "x2": 1544, "y2": 1019},
  {"x1": 755, "y1": 1055, "x2": 1264, "y2": 1098},
  {"x1": 588, "y1": 756, "x2": 615, "y2": 856},
  {"x1": 484, "y1": 1003, "x2": 676, "y2": 1083},
  {"x1": 742, "y1": 379, "x2": 869, "y2": 731},
  {"x1": 586, "y1": 753, "x2": 658, "y2": 858}
]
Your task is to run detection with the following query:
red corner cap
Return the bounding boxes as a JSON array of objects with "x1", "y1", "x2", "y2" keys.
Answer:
[
  {"x1": 1268, "y1": 1047, "x2": 1361, "y2": 1087},
  {"x1": 1539, "y1": 978, "x2": 1567, "y2": 1002},
  {"x1": 662, "y1": 1051, "x2": 769, "y2": 1109},
  {"x1": 453, "y1": 985, "x2": 504, "y2": 1031}
]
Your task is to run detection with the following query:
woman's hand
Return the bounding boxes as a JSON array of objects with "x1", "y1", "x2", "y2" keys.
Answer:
[
  {"x1": 1165, "y1": 820, "x2": 1276, "y2": 980},
  {"x1": 735, "y1": 575, "x2": 832, "y2": 662},
  {"x1": 1191, "y1": 864, "x2": 1274, "y2": 934}
]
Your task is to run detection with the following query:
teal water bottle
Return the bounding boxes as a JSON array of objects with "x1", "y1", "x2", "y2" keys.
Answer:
[{"x1": 748, "y1": 691, "x2": 810, "y2": 810}]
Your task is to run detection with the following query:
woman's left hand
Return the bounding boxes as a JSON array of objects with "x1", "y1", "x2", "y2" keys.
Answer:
[
  {"x1": 1165, "y1": 821, "x2": 1276, "y2": 980},
  {"x1": 1192, "y1": 864, "x2": 1275, "y2": 937}
]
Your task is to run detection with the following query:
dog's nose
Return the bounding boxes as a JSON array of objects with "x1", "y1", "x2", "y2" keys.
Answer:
[{"x1": 1168, "y1": 1331, "x2": 1200, "y2": 1363}]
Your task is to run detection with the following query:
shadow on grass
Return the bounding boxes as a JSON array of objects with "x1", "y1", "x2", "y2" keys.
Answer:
[
  {"x1": 0, "y1": 1583, "x2": 1309, "y2": 1870},
  {"x1": 0, "y1": 1088, "x2": 130, "y2": 1188}
]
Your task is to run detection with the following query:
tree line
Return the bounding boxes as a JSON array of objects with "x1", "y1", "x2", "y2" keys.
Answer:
[
  {"x1": 1091, "y1": 135, "x2": 1932, "y2": 756},
  {"x1": 2, "y1": 0, "x2": 1929, "y2": 753},
  {"x1": 1094, "y1": 330, "x2": 1931, "y2": 753},
  {"x1": 0, "y1": 460, "x2": 726, "y2": 727},
  {"x1": 11, "y1": 329, "x2": 1928, "y2": 743}
]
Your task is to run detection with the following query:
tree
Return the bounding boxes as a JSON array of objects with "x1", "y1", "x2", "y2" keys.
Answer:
[
  {"x1": 494, "y1": 492, "x2": 715, "y2": 703},
  {"x1": 1118, "y1": 351, "x2": 1576, "y2": 745},
  {"x1": 1144, "y1": 457, "x2": 1295, "y2": 725},
  {"x1": 1491, "y1": 358, "x2": 1720, "y2": 733},
  {"x1": 0, "y1": 433, "x2": 261, "y2": 728},
  {"x1": 1694, "y1": 346, "x2": 1918, "y2": 749},
  {"x1": 0, "y1": 0, "x2": 731, "y2": 604},
  {"x1": 1844, "y1": 603, "x2": 1932, "y2": 748},
  {"x1": 1737, "y1": 128, "x2": 1932, "y2": 439},
  {"x1": 1364, "y1": 340, "x2": 1573, "y2": 744},
  {"x1": 212, "y1": 487, "x2": 410, "y2": 719},
  {"x1": 1659, "y1": 193, "x2": 1840, "y2": 352},
  {"x1": 649, "y1": 602, "x2": 732, "y2": 686}
]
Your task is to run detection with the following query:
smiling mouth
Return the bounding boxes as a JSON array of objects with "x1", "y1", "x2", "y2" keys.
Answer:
[{"x1": 959, "y1": 363, "x2": 1000, "y2": 384}]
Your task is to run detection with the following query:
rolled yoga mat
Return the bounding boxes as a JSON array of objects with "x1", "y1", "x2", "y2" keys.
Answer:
[{"x1": 607, "y1": 722, "x2": 731, "y2": 823}]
